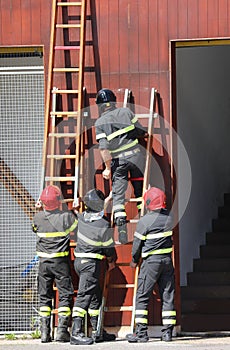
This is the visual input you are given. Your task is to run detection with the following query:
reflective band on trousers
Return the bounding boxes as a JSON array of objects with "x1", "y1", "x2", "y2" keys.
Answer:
[
  {"x1": 39, "y1": 306, "x2": 51, "y2": 317},
  {"x1": 77, "y1": 231, "x2": 113, "y2": 247},
  {"x1": 74, "y1": 252, "x2": 104, "y2": 260},
  {"x1": 142, "y1": 247, "x2": 173, "y2": 258},
  {"x1": 37, "y1": 251, "x2": 69, "y2": 258},
  {"x1": 88, "y1": 308, "x2": 100, "y2": 317},
  {"x1": 134, "y1": 231, "x2": 173, "y2": 241},
  {"x1": 72, "y1": 306, "x2": 86, "y2": 318},
  {"x1": 162, "y1": 310, "x2": 176, "y2": 325},
  {"x1": 110, "y1": 139, "x2": 138, "y2": 154},
  {"x1": 58, "y1": 306, "x2": 71, "y2": 316}
]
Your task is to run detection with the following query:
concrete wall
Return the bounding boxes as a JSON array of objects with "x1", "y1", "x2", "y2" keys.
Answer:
[{"x1": 176, "y1": 45, "x2": 230, "y2": 285}]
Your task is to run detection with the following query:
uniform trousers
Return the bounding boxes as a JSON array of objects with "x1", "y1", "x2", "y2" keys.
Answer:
[
  {"x1": 38, "y1": 257, "x2": 74, "y2": 309},
  {"x1": 73, "y1": 258, "x2": 102, "y2": 312},
  {"x1": 135, "y1": 254, "x2": 175, "y2": 330}
]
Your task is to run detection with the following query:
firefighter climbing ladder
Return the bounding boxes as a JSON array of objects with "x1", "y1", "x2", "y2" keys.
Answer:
[
  {"x1": 98, "y1": 88, "x2": 159, "y2": 334},
  {"x1": 41, "y1": 0, "x2": 87, "y2": 208}
]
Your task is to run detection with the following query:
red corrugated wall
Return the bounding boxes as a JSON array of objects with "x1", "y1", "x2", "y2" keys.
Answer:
[{"x1": 1, "y1": 0, "x2": 230, "y2": 327}]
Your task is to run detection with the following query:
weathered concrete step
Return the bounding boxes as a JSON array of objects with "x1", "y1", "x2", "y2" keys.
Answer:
[
  {"x1": 200, "y1": 245, "x2": 230, "y2": 258},
  {"x1": 187, "y1": 271, "x2": 230, "y2": 285},
  {"x1": 206, "y1": 232, "x2": 230, "y2": 244},
  {"x1": 193, "y1": 258, "x2": 230, "y2": 272},
  {"x1": 181, "y1": 313, "x2": 230, "y2": 332},
  {"x1": 181, "y1": 285, "x2": 230, "y2": 299},
  {"x1": 181, "y1": 298, "x2": 230, "y2": 314},
  {"x1": 212, "y1": 218, "x2": 230, "y2": 232}
]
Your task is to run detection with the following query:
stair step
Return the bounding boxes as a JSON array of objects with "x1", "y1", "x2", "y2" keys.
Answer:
[
  {"x1": 200, "y1": 244, "x2": 230, "y2": 258},
  {"x1": 181, "y1": 314, "x2": 230, "y2": 332},
  {"x1": 206, "y1": 232, "x2": 230, "y2": 244},
  {"x1": 187, "y1": 271, "x2": 230, "y2": 285},
  {"x1": 218, "y1": 206, "x2": 230, "y2": 218},
  {"x1": 181, "y1": 285, "x2": 230, "y2": 299},
  {"x1": 181, "y1": 298, "x2": 230, "y2": 314},
  {"x1": 224, "y1": 193, "x2": 230, "y2": 206},
  {"x1": 212, "y1": 218, "x2": 230, "y2": 232},
  {"x1": 194, "y1": 258, "x2": 230, "y2": 271}
]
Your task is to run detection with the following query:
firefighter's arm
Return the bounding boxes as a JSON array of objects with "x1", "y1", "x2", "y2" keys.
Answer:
[{"x1": 100, "y1": 149, "x2": 112, "y2": 180}]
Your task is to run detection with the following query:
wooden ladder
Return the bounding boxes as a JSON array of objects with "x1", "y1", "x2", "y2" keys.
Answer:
[
  {"x1": 98, "y1": 88, "x2": 159, "y2": 335},
  {"x1": 41, "y1": 0, "x2": 87, "y2": 208}
]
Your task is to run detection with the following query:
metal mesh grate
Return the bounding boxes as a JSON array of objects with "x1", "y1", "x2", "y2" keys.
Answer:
[{"x1": 0, "y1": 64, "x2": 44, "y2": 333}]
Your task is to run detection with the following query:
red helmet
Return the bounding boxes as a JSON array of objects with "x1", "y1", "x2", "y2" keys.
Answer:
[
  {"x1": 40, "y1": 185, "x2": 61, "y2": 211},
  {"x1": 143, "y1": 187, "x2": 166, "y2": 211}
]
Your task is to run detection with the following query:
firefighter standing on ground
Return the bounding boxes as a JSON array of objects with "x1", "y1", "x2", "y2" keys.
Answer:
[
  {"x1": 32, "y1": 185, "x2": 77, "y2": 343},
  {"x1": 95, "y1": 88, "x2": 146, "y2": 244},
  {"x1": 70, "y1": 189, "x2": 117, "y2": 345},
  {"x1": 126, "y1": 187, "x2": 176, "y2": 343}
]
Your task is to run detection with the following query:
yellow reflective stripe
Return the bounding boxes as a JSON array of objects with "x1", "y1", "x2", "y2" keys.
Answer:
[
  {"x1": 135, "y1": 317, "x2": 148, "y2": 324},
  {"x1": 110, "y1": 139, "x2": 138, "y2": 153},
  {"x1": 107, "y1": 124, "x2": 135, "y2": 141},
  {"x1": 146, "y1": 231, "x2": 173, "y2": 240},
  {"x1": 96, "y1": 132, "x2": 107, "y2": 140},
  {"x1": 135, "y1": 310, "x2": 148, "y2": 315},
  {"x1": 114, "y1": 212, "x2": 127, "y2": 219},
  {"x1": 131, "y1": 115, "x2": 138, "y2": 123},
  {"x1": 39, "y1": 306, "x2": 51, "y2": 317},
  {"x1": 135, "y1": 231, "x2": 172, "y2": 241},
  {"x1": 162, "y1": 310, "x2": 176, "y2": 317},
  {"x1": 74, "y1": 252, "x2": 104, "y2": 260},
  {"x1": 37, "y1": 251, "x2": 69, "y2": 258},
  {"x1": 37, "y1": 232, "x2": 68, "y2": 238},
  {"x1": 78, "y1": 231, "x2": 113, "y2": 247},
  {"x1": 137, "y1": 203, "x2": 142, "y2": 210},
  {"x1": 134, "y1": 231, "x2": 146, "y2": 240},
  {"x1": 72, "y1": 307, "x2": 86, "y2": 318},
  {"x1": 58, "y1": 307, "x2": 71, "y2": 316},
  {"x1": 113, "y1": 204, "x2": 125, "y2": 210},
  {"x1": 142, "y1": 247, "x2": 173, "y2": 258},
  {"x1": 65, "y1": 220, "x2": 78, "y2": 234},
  {"x1": 162, "y1": 319, "x2": 176, "y2": 325},
  {"x1": 88, "y1": 309, "x2": 100, "y2": 317}
]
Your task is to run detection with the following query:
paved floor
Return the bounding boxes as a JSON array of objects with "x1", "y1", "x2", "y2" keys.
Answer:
[{"x1": 1, "y1": 335, "x2": 230, "y2": 350}]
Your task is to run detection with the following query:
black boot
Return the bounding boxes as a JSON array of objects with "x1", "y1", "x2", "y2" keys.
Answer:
[
  {"x1": 70, "y1": 317, "x2": 93, "y2": 345},
  {"x1": 126, "y1": 323, "x2": 149, "y2": 343},
  {"x1": 161, "y1": 327, "x2": 173, "y2": 342},
  {"x1": 90, "y1": 316, "x2": 116, "y2": 343},
  {"x1": 40, "y1": 317, "x2": 51, "y2": 343},
  {"x1": 55, "y1": 315, "x2": 70, "y2": 342},
  {"x1": 116, "y1": 218, "x2": 128, "y2": 244}
]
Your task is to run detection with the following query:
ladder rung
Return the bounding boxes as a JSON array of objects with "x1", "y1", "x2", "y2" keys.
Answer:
[
  {"x1": 45, "y1": 176, "x2": 76, "y2": 182},
  {"x1": 53, "y1": 68, "x2": 80, "y2": 72},
  {"x1": 127, "y1": 198, "x2": 141, "y2": 202},
  {"x1": 47, "y1": 155, "x2": 76, "y2": 160},
  {"x1": 129, "y1": 219, "x2": 139, "y2": 224},
  {"x1": 109, "y1": 284, "x2": 135, "y2": 289},
  {"x1": 104, "y1": 306, "x2": 133, "y2": 312},
  {"x1": 52, "y1": 89, "x2": 79, "y2": 94},
  {"x1": 49, "y1": 133, "x2": 76, "y2": 138},
  {"x1": 55, "y1": 46, "x2": 80, "y2": 50},
  {"x1": 56, "y1": 24, "x2": 81, "y2": 29},
  {"x1": 57, "y1": 2, "x2": 82, "y2": 6},
  {"x1": 136, "y1": 113, "x2": 158, "y2": 119},
  {"x1": 50, "y1": 111, "x2": 79, "y2": 117}
]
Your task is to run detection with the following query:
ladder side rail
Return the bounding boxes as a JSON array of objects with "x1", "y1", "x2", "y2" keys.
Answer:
[
  {"x1": 49, "y1": 88, "x2": 58, "y2": 183},
  {"x1": 41, "y1": 0, "x2": 58, "y2": 192},
  {"x1": 140, "y1": 88, "x2": 156, "y2": 217},
  {"x1": 73, "y1": 0, "x2": 87, "y2": 207}
]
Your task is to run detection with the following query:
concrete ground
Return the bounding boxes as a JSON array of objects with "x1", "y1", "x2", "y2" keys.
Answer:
[{"x1": 1, "y1": 334, "x2": 230, "y2": 350}]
